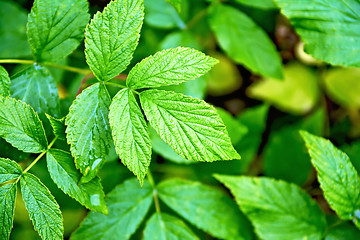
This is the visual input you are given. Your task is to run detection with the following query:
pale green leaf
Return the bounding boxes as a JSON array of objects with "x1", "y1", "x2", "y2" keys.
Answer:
[
  {"x1": 165, "y1": 0, "x2": 182, "y2": 13},
  {"x1": 208, "y1": 4, "x2": 283, "y2": 79},
  {"x1": 215, "y1": 175, "x2": 327, "y2": 240},
  {"x1": 0, "y1": 183, "x2": 17, "y2": 240},
  {"x1": 247, "y1": 62, "x2": 320, "y2": 115},
  {"x1": 85, "y1": 0, "x2": 144, "y2": 82},
  {"x1": 11, "y1": 65, "x2": 60, "y2": 117},
  {"x1": 109, "y1": 88, "x2": 152, "y2": 184},
  {"x1": 274, "y1": 0, "x2": 360, "y2": 67},
  {"x1": 140, "y1": 89, "x2": 240, "y2": 162},
  {"x1": 20, "y1": 173, "x2": 63, "y2": 240},
  {"x1": 71, "y1": 178, "x2": 153, "y2": 240},
  {"x1": 301, "y1": 131, "x2": 360, "y2": 222},
  {"x1": 45, "y1": 114, "x2": 66, "y2": 141},
  {"x1": 0, "y1": 65, "x2": 10, "y2": 96},
  {"x1": 143, "y1": 213, "x2": 199, "y2": 240},
  {"x1": 160, "y1": 31, "x2": 201, "y2": 50},
  {"x1": 0, "y1": 96, "x2": 48, "y2": 153},
  {"x1": 46, "y1": 149, "x2": 108, "y2": 214},
  {"x1": 0, "y1": 158, "x2": 22, "y2": 184},
  {"x1": 235, "y1": 0, "x2": 277, "y2": 9},
  {"x1": 27, "y1": 0, "x2": 90, "y2": 62},
  {"x1": 66, "y1": 83, "x2": 112, "y2": 183},
  {"x1": 127, "y1": 47, "x2": 217, "y2": 89},
  {"x1": 158, "y1": 178, "x2": 253, "y2": 240}
]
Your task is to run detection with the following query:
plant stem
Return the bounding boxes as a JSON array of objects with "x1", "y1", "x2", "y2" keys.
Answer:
[
  {"x1": 186, "y1": 8, "x2": 208, "y2": 29},
  {"x1": 0, "y1": 59, "x2": 35, "y2": 65},
  {"x1": 104, "y1": 81, "x2": 127, "y2": 88},
  {"x1": 147, "y1": 170, "x2": 161, "y2": 213}
]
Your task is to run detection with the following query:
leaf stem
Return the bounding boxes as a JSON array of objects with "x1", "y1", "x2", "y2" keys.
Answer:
[
  {"x1": 186, "y1": 8, "x2": 208, "y2": 29},
  {"x1": 0, "y1": 59, "x2": 35, "y2": 65},
  {"x1": 104, "y1": 81, "x2": 127, "y2": 88},
  {"x1": 147, "y1": 170, "x2": 161, "y2": 213}
]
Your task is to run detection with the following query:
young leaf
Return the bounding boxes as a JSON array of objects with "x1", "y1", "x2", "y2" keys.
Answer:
[
  {"x1": 20, "y1": 173, "x2": 63, "y2": 240},
  {"x1": 300, "y1": 131, "x2": 360, "y2": 223},
  {"x1": 208, "y1": 4, "x2": 283, "y2": 79},
  {"x1": 0, "y1": 158, "x2": 22, "y2": 184},
  {"x1": 274, "y1": 0, "x2": 360, "y2": 67},
  {"x1": 0, "y1": 183, "x2": 17, "y2": 240},
  {"x1": 11, "y1": 65, "x2": 60, "y2": 117},
  {"x1": 85, "y1": 0, "x2": 144, "y2": 82},
  {"x1": 66, "y1": 83, "x2": 112, "y2": 183},
  {"x1": 0, "y1": 65, "x2": 10, "y2": 96},
  {"x1": 127, "y1": 47, "x2": 217, "y2": 89},
  {"x1": 0, "y1": 96, "x2": 48, "y2": 153},
  {"x1": 27, "y1": 0, "x2": 90, "y2": 62},
  {"x1": 157, "y1": 178, "x2": 253, "y2": 240},
  {"x1": 143, "y1": 213, "x2": 199, "y2": 240},
  {"x1": 165, "y1": 0, "x2": 182, "y2": 13},
  {"x1": 140, "y1": 89, "x2": 240, "y2": 162},
  {"x1": 71, "y1": 178, "x2": 153, "y2": 240},
  {"x1": 215, "y1": 175, "x2": 327, "y2": 240},
  {"x1": 46, "y1": 149, "x2": 108, "y2": 214},
  {"x1": 109, "y1": 88, "x2": 152, "y2": 184},
  {"x1": 45, "y1": 114, "x2": 66, "y2": 141}
]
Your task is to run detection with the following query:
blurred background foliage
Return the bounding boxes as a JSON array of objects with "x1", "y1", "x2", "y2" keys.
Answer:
[{"x1": 1, "y1": 0, "x2": 360, "y2": 239}]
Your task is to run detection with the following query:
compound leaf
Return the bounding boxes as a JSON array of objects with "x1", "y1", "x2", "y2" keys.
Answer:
[
  {"x1": 46, "y1": 149, "x2": 108, "y2": 214},
  {"x1": 109, "y1": 88, "x2": 152, "y2": 185},
  {"x1": 140, "y1": 89, "x2": 240, "y2": 162},
  {"x1": 0, "y1": 65, "x2": 10, "y2": 96},
  {"x1": 27, "y1": 0, "x2": 90, "y2": 62},
  {"x1": 215, "y1": 175, "x2": 327, "y2": 240},
  {"x1": 0, "y1": 158, "x2": 22, "y2": 184},
  {"x1": 0, "y1": 183, "x2": 17, "y2": 240},
  {"x1": 85, "y1": 0, "x2": 144, "y2": 81},
  {"x1": 127, "y1": 47, "x2": 217, "y2": 89},
  {"x1": 0, "y1": 96, "x2": 48, "y2": 153},
  {"x1": 20, "y1": 173, "x2": 63, "y2": 240}
]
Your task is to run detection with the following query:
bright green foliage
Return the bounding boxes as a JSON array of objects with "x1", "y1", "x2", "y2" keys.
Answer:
[
  {"x1": 140, "y1": 89, "x2": 240, "y2": 162},
  {"x1": 11, "y1": 65, "x2": 60, "y2": 117},
  {"x1": 165, "y1": 0, "x2": 182, "y2": 13},
  {"x1": 0, "y1": 183, "x2": 17, "y2": 240},
  {"x1": 158, "y1": 178, "x2": 253, "y2": 240},
  {"x1": 143, "y1": 213, "x2": 199, "y2": 240},
  {"x1": 323, "y1": 68, "x2": 360, "y2": 108},
  {"x1": 71, "y1": 178, "x2": 153, "y2": 240},
  {"x1": 127, "y1": 47, "x2": 217, "y2": 89},
  {"x1": 0, "y1": 158, "x2": 22, "y2": 184},
  {"x1": 85, "y1": 0, "x2": 144, "y2": 82},
  {"x1": 27, "y1": 0, "x2": 90, "y2": 62},
  {"x1": 248, "y1": 62, "x2": 319, "y2": 115},
  {"x1": 66, "y1": 83, "x2": 112, "y2": 183},
  {"x1": 160, "y1": 31, "x2": 201, "y2": 50},
  {"x1": 0, "y1": 96, "x2": 48, "y2": 153},
  {"x1": 20, "y1": 173, "x2": 63, "y2": 240},
  {"x1": 46, "y1": 149, "x2": 108, "y2": 214},
  {"x1": 235, "y1": 0, "x2": 277, "y2": 9},
  {"x1": 274, "y1": 0, "x2": 360, "y2": 67},
  {"x1": 215, "y1": 175, "x2": 327, "y2": 240},
  {"x1": 208, "y1": 4, "x2": 283, "y2": 79},
  {"x1": 216, "y1": 108, "x2": 248, "y2": 145},
  {"x1": 0, "y1": 65, "x2": 10, "y2": 96},
  {"x1": 46, "y1": 114, "x2": 66, "y2": 141},
  {"x1": 109, "y1": 88, "x2": 152, "y2": 185},
  {"x1": 301, "y1": 131, "x2": 360, "y2": 223}
]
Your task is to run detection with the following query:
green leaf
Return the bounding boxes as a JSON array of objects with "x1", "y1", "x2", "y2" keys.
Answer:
[
  {"x1": 165, "y1": 0, "x2": 182, "y2": 13},
  {"x1": 11, "y1": 65, "x2": 60, "y2": 117},
  {"x1": 85, "y1": 0, "x2": 144, "y2": 82},
  {"x1": 46, "y1": 114, "x2": 66, "y2": 141},
  {"x1": 215, "y1": 175, "x2": 327, "y2": 240},
  {"x1": 20, "y1": 173, "x2": 63, "y2": 240},
  {"x1": 0, "y1": 183, "x2": 17, "y2": 240},
  {"x1": 323, "y1": 68, "x2": 360, "y2": 108},
  {"x1": 127, "y1": 47, "x2": 217, "y2": 89},
  {"x1": 143, "y1": 213, "x2": 199, "y2": 240},
  {"x1": 0, "y1": 158, "x2": 22, "y2": 184},
  {"x1": 66, "y1": 83, "x2": 112, "y2": 183},
  {"x1": 300, "y1": 131, "x2": 360, "y2": 223},
  {"x1": 234, "y1": 0, "x2": 277, "y2": 9},
  {"x1": 160, "y1": 31, "x2": 201, "y2": 50},
  {"x1": 0, "y1": 65, "x2": 10, "y2": 96},
  {"x1": 158, "y1": 178, "x2": 253, "y2": 240},
  {"x1": 109, "y1": 88, "x2": 152, "y2": 184},
  {"x1": 46, "y1": 149, "x2": 108, "y2": 214},
  {"x1": 342, "y1": 141, "x2": 360, "y2": 173},
  {"x1": 71, "y1": 178, "x2": 153, "y2": 240},
  {"x1": 27, "y1": 0, "x2": 90, "y2": 62},
  {"x1": 140, "y1": 89, "x2": 240, "y2": 162},
  {"x1": 247, "y1": 62, "x2": 320, "y2": 115},
  {"x1": 0, "y1": 96, "x2": 48, "y2": 153},
  {"x1": 208, "y1": 4, "x2": 283, "y2": 79},
  {"x1": 325, "y1": 220, "x2": 360, "y2": 240},
  {"x1": 274, "y1": 0, "x2": 360, "y2": 67}
]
